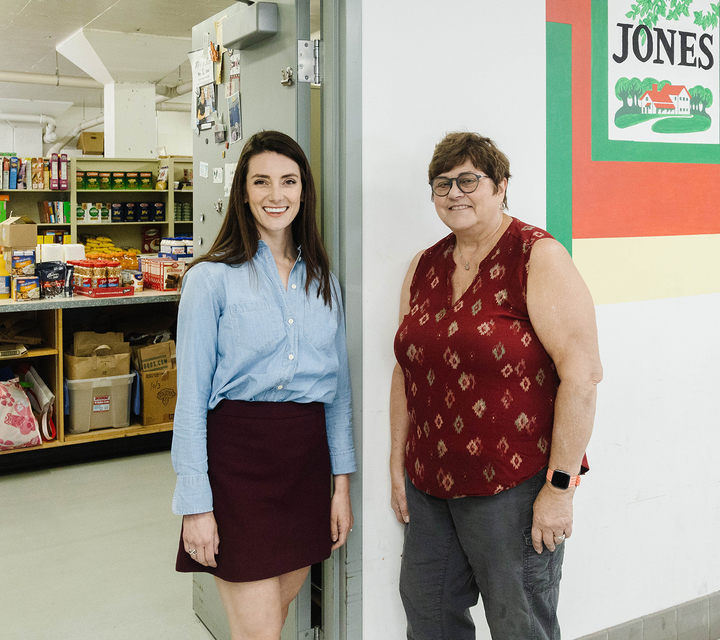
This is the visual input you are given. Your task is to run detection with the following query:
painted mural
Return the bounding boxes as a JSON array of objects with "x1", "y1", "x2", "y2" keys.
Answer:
[
  {"x1": 546, "y1": 0, "x2": 720, "y2": 304},
  {"x1": 608, "y1": 0, "x2": 719, "y2": 143}
]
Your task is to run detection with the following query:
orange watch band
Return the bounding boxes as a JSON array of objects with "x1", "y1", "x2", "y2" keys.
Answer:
[{"x1": 546, "y1": 468, "x2": 581, "y2": 489}]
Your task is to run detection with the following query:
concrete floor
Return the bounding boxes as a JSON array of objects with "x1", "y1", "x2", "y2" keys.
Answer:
[{"x1": 0, "y1": 451, "x2": 214, "y2": 640}]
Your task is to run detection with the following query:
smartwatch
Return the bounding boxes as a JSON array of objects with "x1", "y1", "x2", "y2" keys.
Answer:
[{"x1": 546, "y1": 468, "x2": 581, "y2": 490}]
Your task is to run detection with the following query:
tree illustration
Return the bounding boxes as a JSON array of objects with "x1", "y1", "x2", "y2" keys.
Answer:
[
  {"x1": 615, "y1": 77, "x2": 631, "y2": 107},
  {"x1": 625, "y1": 0, "x2": 718, "y2": 44},
  {"x1": 704, "y1": 88, "x2": 714, "y2": 111},
  {"x1": 690, "y1": 85, "x2": 713, "y2": 116},
  {"x1": 628, "y1": 77, "x2": 643, "y2": 108},
  {"x1": 640, "y1": 77, "x2": 671, "y2": 95}
]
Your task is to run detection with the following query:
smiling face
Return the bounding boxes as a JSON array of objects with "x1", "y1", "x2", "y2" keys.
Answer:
[
  {"x1": 432, "y1": 159, "x2": 507, "y2": 235},
  {"x1": 243, "y1": 151, "x2": 303, "y2": 242}
]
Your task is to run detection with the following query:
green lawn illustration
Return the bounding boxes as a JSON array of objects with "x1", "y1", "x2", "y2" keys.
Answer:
[{"x1": 615, "y1": 112, "x2": 711, "y2": 132}]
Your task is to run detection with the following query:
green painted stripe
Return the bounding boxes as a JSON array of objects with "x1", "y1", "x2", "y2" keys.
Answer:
[{"x1": 546, "y1": 22, "x2": 573, "y2": 255}]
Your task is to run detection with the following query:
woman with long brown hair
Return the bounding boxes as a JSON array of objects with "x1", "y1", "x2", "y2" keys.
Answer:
[{"x1": 171, "y1": 131, "x2": 355, "y2": 640}]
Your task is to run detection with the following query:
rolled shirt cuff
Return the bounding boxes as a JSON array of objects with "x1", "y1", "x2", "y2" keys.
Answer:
[
  {"x1": 172, "y1": 473, "x2": 213, "y2": 515},
  {"x1": 330, "y1": 448, "x2": 357, "y2": 475}
]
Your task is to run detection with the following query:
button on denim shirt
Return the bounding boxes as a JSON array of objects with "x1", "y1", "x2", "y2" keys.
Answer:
[{"x1": 171, "y1": 242, "x2": 356, "y2": 515}]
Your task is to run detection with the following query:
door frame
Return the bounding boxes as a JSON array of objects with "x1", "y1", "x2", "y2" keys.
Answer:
[{"x1": 321, "y1": 1, "x2": 363, "y2": 639}]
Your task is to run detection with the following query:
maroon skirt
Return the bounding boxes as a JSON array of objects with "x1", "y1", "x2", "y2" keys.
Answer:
[{"x1": 175, "y1": 400, "x2": 331, "y2": 582}]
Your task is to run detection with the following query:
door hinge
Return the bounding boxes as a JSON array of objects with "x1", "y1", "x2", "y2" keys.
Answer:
[
  {"x1": 297, "y1": 39, "x2": 320, "y2": 84},
  {"x1": 297, "y1": 627, "x2": 322, "y2": 640}
]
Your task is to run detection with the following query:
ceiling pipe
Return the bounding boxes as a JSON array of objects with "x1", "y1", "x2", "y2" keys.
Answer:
[
  {"x1": 155, "y1": 102, "x2": 191, "y2": 112},
  {"x1": 0, "y1": 70, "x2": 192, "y2": 102},
  {"x1": 47, "y1": 115, "x2": 104, "y2": 155},
  {"x1": 0, "y1": 113, "x2": 58, "y2": 142},
  {"x1": 0, "y1": 70, "x2": 102, "y2": 89},
  {"x1": 154, "y1": 81, "x2": 192, "y2": 98}
]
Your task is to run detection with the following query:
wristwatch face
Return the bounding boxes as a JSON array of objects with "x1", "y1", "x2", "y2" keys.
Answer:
[{"x1": 551, "y1": 470, "x2": 571, "y2": 489}]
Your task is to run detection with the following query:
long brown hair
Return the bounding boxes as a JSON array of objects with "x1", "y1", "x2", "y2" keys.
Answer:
[{"x1": 189, "y1": 130, "x2": 333, "y2": 306}]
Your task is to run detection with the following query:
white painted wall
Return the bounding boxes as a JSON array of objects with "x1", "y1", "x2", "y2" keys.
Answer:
[
  {"x1": 0, "y1": 124, "x2": 43, "y2": 157},
  {"x1": 566, "y1": 294, "x2": 720, "y2": 635},
  {"x1": 157, "y1": 111, "x2": 193, "y2": 157},
  {"x1": 361, "y1": 2, "x2": 547, "y2": 639},
  {"x1": 360, "y1": 1, "x2": 720, "y2": 639}
]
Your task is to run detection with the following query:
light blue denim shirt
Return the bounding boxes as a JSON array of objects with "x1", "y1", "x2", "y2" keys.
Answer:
[{"x1": 171, "y1": 241, "x2": 356, "y2": 515}]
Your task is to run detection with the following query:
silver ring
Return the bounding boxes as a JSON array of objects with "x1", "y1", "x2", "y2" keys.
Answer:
[
  {"x1": 189, "y1": 549, "x2": 198, "y2": 556},
  {"x1": 554, "y1": 534, "x2": 566, "y2": 543}
]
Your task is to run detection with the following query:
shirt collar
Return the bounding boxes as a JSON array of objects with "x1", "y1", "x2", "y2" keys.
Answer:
[{"x1": 257, "y1": 239, "x2": 303, "y2": 259}]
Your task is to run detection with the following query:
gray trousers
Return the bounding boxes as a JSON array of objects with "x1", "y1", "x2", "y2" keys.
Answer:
[{"x1": 400, "y1": 469, "x2": 564, "y2": 640}]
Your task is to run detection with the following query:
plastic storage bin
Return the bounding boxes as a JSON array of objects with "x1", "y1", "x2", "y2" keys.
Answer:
[{"x1": 65, "y1": 373, "x2": 134, "y2": 434}]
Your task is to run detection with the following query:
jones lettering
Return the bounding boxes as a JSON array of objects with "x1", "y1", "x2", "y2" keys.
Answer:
[{"x1": 613, "y1": 23, "x2": 714, "y2": 69}]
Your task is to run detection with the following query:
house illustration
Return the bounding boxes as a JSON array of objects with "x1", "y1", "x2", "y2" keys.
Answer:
[{"x1": 639, "y1": 83, "x2": 691, "y2": 115}]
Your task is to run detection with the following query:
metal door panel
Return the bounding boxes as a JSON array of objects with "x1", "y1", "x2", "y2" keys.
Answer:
[{"x1": 192, "y1": 0, "x2": 310, "y2": 257}]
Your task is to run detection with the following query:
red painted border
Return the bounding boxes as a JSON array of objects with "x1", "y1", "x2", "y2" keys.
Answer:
[{"x1": 548, "y1": 0, "x2": 720, "y2": 238}]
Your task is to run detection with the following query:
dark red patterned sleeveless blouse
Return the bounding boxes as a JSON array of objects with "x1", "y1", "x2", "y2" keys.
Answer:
[{"x1": 394, "y1": 217, "x2": 559, "y2": 498}]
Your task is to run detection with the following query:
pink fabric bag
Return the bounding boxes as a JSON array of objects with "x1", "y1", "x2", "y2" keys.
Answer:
[{"x1": 0, "y1": 377, "x2": 42, "y2": 451}]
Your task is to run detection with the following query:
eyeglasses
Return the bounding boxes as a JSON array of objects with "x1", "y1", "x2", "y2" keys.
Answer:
[{"x1": 429, "y1": 172, "x2": 489, "y2": 197}]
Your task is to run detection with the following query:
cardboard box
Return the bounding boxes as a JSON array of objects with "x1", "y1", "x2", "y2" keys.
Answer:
[
  {"x1": 0, "y1": 312, "x2": 43, "y2": 345},
  {"x1": 73, "y1": 285, "x2": 133, "y2": 299},
  {"x1": 1, "y1": 217, "x2": 38, "y2": 248},
  {"x1": 78, "y1": 132, "x2": 104, "y2": 156},
  {"x1": 141, "y1": 257, "x2": 185, "y2": 291},
  {"x1": 4, "y1": 249, "x2": 35, "y2": 275},
  {"x1": 11, "y1": 276, "x2": 39, "y2": 301},
  {"x1": 133, "y1": 341, "x2": 174, "y2": 373},
  {"x1": 139, "y1": 368, "x2": 177, "y2": 426}
]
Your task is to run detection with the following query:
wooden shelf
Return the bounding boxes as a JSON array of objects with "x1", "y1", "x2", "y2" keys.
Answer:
[
  {"x1": 0, "y1": 439, "x2": 64, "y2": 456},
  {"x1": 77, "y1": 222, "x2": 167, "y2": 226},
  {"x1": 77, "y1": 189, "x2": 166, "y2": 194},
  {"x1": 0, "y1": 347, "x2": 59, "y2": 361},
  {"x1": 64, "y1": 421, "x2": 173, "y2": 444},
  {"x1": 69, "y1": 157, "x2": 190, "y2": 243},
  {"x1": 0, "y1": 297, "x2": 179, "y2": 457},
  {"x1": 0, "y1": 422, "x2": 174, "y2": 455},
  {"x1": 0, "y1": 189, "x2": 69, "y2": 194}
]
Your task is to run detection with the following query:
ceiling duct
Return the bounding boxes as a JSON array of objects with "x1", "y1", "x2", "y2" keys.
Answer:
[{"x1": 0, "y1": 113, "x2": 58, "y2": 142}]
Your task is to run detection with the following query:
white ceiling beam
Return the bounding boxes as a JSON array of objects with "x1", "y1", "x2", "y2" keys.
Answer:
[{"x1": 56, "y1": 30, "x2": 115, "y2": 85}]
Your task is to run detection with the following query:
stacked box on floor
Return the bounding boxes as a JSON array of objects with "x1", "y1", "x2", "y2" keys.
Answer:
[
  {"x1": 64, "y1": 332, "x2": 133, "y2": 434},
  {"x1": 133, "y1": 341, "x2": 177, "y2": 426}
]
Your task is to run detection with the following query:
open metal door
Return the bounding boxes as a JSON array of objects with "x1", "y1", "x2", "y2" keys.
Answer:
[
  {"x1": 189, "y1": 2, "x2": 313, "y2": 639},
  {"x1": 191, "y1": 0, "x2": 311, "y2": 257}
]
